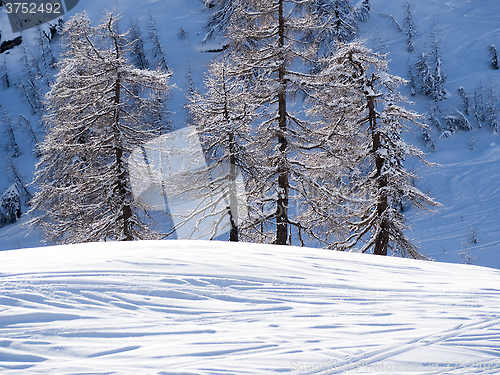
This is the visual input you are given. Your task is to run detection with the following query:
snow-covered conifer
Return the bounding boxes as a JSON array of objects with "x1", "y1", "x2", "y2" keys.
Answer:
[
  {"x1": 307, "y1": 0, "x2": 361, "y2": 49},
  {"x1": 415, "y1": 27, "x2": 446, "y2": 101},
  {"x1": 128, "y1": 18, "x2": 149, "y2": 70},
  {"x1": 30, "y1": 11, "x2": 172, "y2": 244},
  {"x1": 380, "y1": 12, "x2": 402, "y2": 33},
  {"x1": 407, "y1": 59, "x2": 417, "y2": 96},
  {"x1": 1, "y1": 107, "x2": 20, "y2": 158},
  {"x1": 427, "y1": 104, "x2": 444, "y2": 132},
  {"x1": 202, "y1": 0, "x2": 234, "y2": 43},
  {"x1": 374, "y1": 29, "x2": 388, "y2": 54},
  {"x1": 183, "y1": 59, "x2": 196, "y2": 128},
  {"x1": 17, "y1": 45, "x2": 43, "y2": 112},
  {"x1": 19, "y1": 114, "x2": 41, "y2": 157},
  {"x1": 467, "y1": 134, "x2": 475, "y2": 151},
  {"x1": 35, "y1": 25, "x2": 56, "y2": 75},
  {"x1": 421, "y1": 124, "x2": 436, "y2": 151},
  {"x1": 403, "y1": 1, "x2": 416, "y2": 53},
  {"x1": 185, "y1": 59, "x2": 195, "y2": 101},
  {"x1": 6, "y1": 158, "x2": 32, "y2": 202},
  {"x1": 355, "y1": 0, "x2": 371, "y2": 22},
  {"x1": 473, "y1": 84, "x2": 485, "y2": 127},
  {"x1": 224, "y1": 0, "x2": 299, "y2": 244},
  {"x1": 429, "y1": 27, "x2": 447, "y2": 96},
  {"x1": 488, "y1": 45, "x2": 499, "y2": 70},
  {"x1": 457, "y1": 86, "x2": 470, "y2": 115},
  {"x1": 147, "y1": 14, "x2": 169, "y2": 72},
  {"x1": 225, "y1": 0, "x2": 357, "y2": 244},
  {"x1": 177, "y1": 27, "x2": 188, "y2": 43},
  {"x1": 0, "y1": 57, "x2": 10, "y2": 89},
  {"x1": 483, "y1": 80, "x2": 499, "y2": 132}
]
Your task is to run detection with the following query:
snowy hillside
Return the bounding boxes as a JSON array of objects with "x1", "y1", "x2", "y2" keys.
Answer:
[
  {"x1": 0, "y1": 0, "x2": 499, "y2": 267},
  {"x1": 362, "y1": 0, "x2": 500, "y2": 268},
  {"x1": 1, "y1": 240, "x2": 500, "y2": 374}
]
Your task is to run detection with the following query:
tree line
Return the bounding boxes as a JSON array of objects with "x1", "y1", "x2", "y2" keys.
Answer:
[{"x1": 29, "y1": 0, "x2": 440, "y2": 259}]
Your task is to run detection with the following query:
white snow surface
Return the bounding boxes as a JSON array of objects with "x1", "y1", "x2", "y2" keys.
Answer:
[
  {"x1": 1, "y1": 0, "x2": 500, "y2": 268},
  {"x1": 1, "y1": 240, "x2": 500, "y2": 374}
]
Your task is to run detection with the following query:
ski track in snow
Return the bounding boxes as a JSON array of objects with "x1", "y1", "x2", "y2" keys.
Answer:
[{"x1": 1, "y1": 241, "x2": 500, "y2": 374}]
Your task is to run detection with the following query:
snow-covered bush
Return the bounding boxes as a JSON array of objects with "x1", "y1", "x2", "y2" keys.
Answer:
[
  {"x1": 443, "y1": 109, "x2": 472, "y2": 132},
  {"x1": 0, "y1": 184, "x2": 22, "y2": 228},
  {"x1": 488, "y1": 45, "x2": 499, "y2": 70}
]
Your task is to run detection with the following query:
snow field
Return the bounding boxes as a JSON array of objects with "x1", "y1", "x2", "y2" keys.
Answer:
[
  {"x1": 0, "y1": 0, "x2": 499, "y2": 265},
  {"x1": 1, "y1": 240, "x2": 500, "y2": 374}
]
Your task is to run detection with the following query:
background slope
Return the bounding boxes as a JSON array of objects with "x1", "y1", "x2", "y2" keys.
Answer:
[{"x1": 0, "y1": 0, "x2": 499, "y2": 268}]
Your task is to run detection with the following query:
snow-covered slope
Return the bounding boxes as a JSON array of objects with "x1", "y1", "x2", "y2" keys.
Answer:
[
  {"x1": 362, "y1": 0, "x2": 500, "y2": 268},
  {"x1": 1, "y1": 240, "x2": 500, "y2": 374},
  {"x1": 0, "y1": 0, "x2": 499, "y2": 268}
]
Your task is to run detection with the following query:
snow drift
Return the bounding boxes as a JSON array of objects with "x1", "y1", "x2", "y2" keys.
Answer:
[{"x1": 1, "y1": 240, "x2": 500, "y2": 374}]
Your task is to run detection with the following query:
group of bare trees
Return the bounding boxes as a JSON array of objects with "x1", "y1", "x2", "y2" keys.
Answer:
[
  {"x1": 29, "y1": 1, "x2": 439, "y2": 258},
  {"x1": 184, "y1": 0, "x2": 438, "y2": 257}
]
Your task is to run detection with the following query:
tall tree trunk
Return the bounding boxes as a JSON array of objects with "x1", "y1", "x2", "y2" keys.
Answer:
[
  {"x1": 276, "y1": 0, "x2": 289, "y2": 245},
  {"x1": 368, "y1": 95, "x2": 389, "y2": 255},
  {"x1": 112, "y1": 46, "x2": 133, "y2": 241},
  {"x1": 222, "y1": 68, "x2": 239, "y2": 242},
  {"x1": 228, "y1": 132, "x2": 239, "y2": 242}
]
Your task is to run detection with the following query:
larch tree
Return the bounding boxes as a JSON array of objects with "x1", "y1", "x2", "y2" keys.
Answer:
[
  {"x1": 294, "y1": 42, "x2": 439, "y2": 257},
  {"x1": 29, "y1": 11, "x2": 172, "y2": 244},
  {"x1": 185, "y1": 56, "x2": 257, "y2": 241},
  {"x1": 320, "y1": 42, "x2": 440, "y2": 258},
  {"x1": 219, "y1": 0, "x2": 374, "y2": 245},
  {"x1": 223, "y1": 0, "x2": 327, "y2": 245}
]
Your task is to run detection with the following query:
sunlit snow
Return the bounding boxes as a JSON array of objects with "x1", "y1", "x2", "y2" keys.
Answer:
[{"x1": 1, "y1": 240, "x2": 500, "y2": 374}]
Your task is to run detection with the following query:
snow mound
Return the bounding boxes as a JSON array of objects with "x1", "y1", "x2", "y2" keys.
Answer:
[{"x1": 1, "y1": 240, "x2": 499, "y2": 374}]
